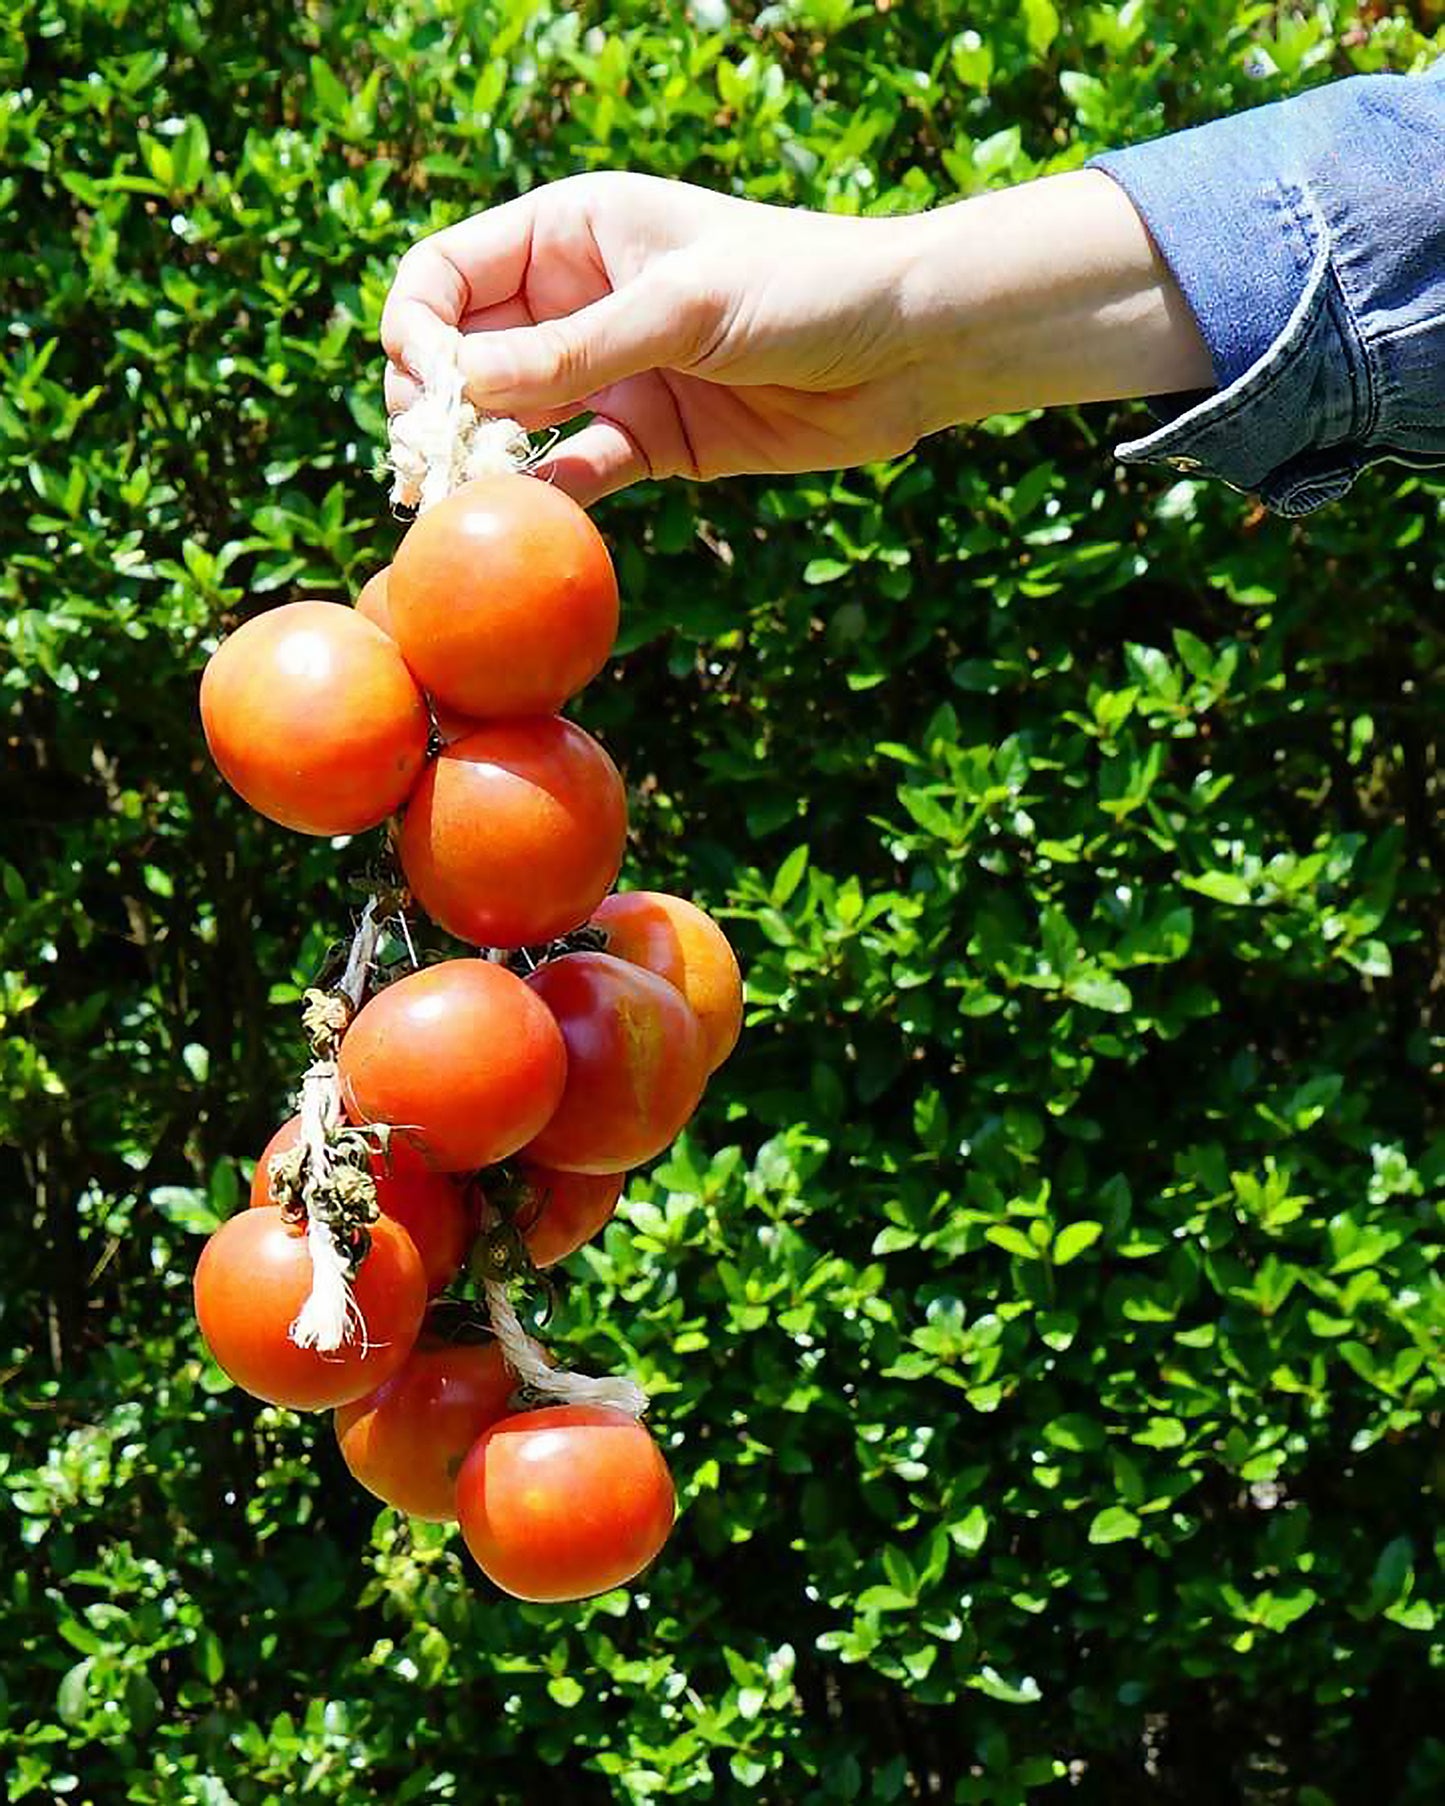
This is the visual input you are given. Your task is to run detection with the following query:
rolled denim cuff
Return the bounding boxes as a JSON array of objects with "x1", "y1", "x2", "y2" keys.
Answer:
[
  {"x1": 1089, "y1": 66, "x2": 1445, "y2": 515},
  {"x1": 1112, "y1": 216, "x2": 1371, "y2": 517}
]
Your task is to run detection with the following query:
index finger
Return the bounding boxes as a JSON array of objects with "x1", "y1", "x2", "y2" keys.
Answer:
[{"x1": 380, "y1": 191, "x2": 542, "y2": 371}]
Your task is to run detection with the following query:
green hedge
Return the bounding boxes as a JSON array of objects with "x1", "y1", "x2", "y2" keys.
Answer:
[{"x1": 2, "y1": 2, "x2": 1441, "y2": 1801}]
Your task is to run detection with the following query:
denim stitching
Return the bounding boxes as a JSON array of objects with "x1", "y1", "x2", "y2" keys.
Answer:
[
  {"x1": 1282, "y1": 178, "x2": 1378, "y2": 439},
  {"x1": 1118, "y1": 272, "x2": 1333, "y2": 456}
]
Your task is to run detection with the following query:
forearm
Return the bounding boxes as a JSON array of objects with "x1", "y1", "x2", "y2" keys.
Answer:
[{"x1": 898, "y1": 170, "x2": 1215, "y2": 427}]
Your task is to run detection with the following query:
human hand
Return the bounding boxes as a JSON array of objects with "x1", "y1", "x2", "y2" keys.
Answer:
[
  {"x1": 382, "y1": 172, "x2": 956, "y2": 504},
  {"x1": 382, "y1": 170, "x2": 1211, "y2": 504}
]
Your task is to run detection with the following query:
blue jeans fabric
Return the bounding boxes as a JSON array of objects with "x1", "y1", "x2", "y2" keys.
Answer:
[{"x1": 1089, "y1": 60, "x2": 1445, "y2": 515}]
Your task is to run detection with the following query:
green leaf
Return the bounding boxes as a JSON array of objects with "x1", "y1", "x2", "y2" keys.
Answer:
[
  {"x1": 771, "y1": 845, "x2": 809, "y2": 905},
  {"x1": 1184, "y1": 870, "x2": 1253, "y2": 905},
  {"x1": 1064, "y1": 973, "x2": 1132, "y2": 1014},
  {"x1": 986, "y1": 1225, "x2": 1042, "y2": 1260},
  {"x1": 1052, "y1": 1220, "x2": 1102, "y2": 1265},
  {"x1": 195, "y1": 1629, "x2": 225, "y2": 1685},
  {"x1": 1021, "y1": 0, "x2": 1060, "y2": 57},
  {"x1": 970, "y1": 1665, "x2": 1042, "y2": 1705},
  {"x1": 57, "y1": 1661, "x2": 92, "y2": 1726},
  {"x1": 1088, "y1": 1507, "x2": 1142, "y2": 1545}
]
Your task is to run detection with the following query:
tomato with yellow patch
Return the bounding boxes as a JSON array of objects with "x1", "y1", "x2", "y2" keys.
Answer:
[
  {"x1": 591, "y1": 891, "x2": 743, "y2": 1073},
  {"x1": 522, "y1": 953, "x2": 706, "y2": 1174}
]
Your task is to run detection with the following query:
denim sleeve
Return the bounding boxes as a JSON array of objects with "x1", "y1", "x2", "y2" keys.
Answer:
[{"x1": 1089, "y1": 61, "x2": 1445, "y2": 516}]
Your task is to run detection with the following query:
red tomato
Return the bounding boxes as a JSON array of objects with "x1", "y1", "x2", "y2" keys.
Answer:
[
  {"x1": 389, "y1": 474, "x2": 618, "y2": 718},
  {"x1": 511, "y1": 1164, "x2": 625, "y2": 1268},
  {"x1": 522, "y1": 953, "x2": 707, "y2": 1174},
  {"x1": 199, "y1": 601, "x2": 430, "y2": 835},
  {"x1": 354, "y1": 567, "x2": 393, "y2": 636},
  {"x1": 338, "y1": 960, "x2": 567, "y2": 1172},
  {"x1": 334, "y1": 1337, "x2": 515, "y2": 1522},
  {"x1": 399, "y1": 718, "x2": 626, "y2": 949},
  {"x1": 455, "y1": 1405, "x2": 675, "y2": 1601},
  {"x1": 352, "y1": 571, "x2": 479, "y2": 745},
  {"x1": 251, "y1": 1115, "x2": 474, "y2": 1296},
  {"x1": 193, "y1": 1207, "x2": 426, "y2": 1411},
  {"x1": 592, "y1": 891, "x2": 743, "y2": 1073}
]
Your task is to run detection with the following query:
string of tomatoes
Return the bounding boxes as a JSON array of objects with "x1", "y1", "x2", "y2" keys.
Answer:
[{"x1": 191, "y1": 467, "x2": 742, "y2": 1602}]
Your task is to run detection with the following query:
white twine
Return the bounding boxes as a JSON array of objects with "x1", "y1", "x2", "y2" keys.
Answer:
[
  {"x1": 482, "y1": 1278, "x2": 648, "y2": 1419},
  {"x1": 289, "y1": 901, "x2": 384, "y2": 1355},
  {"x1": 387, "y1": 341, "x2": 532, "y2": 515}
]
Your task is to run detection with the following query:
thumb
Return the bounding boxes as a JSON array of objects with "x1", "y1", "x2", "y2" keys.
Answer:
[{"x1": 454, "y1": 261, "x2": 712, "y2": 414}]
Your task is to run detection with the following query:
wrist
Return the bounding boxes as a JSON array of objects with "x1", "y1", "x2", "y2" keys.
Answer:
[{"x1": 894, "y1": 171, "x2": 1214, "y2": 427}]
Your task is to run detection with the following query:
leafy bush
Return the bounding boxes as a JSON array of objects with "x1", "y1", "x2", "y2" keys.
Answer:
[{"x1": 1, "y1": 1, "x2": 1440, "y2": 1801}]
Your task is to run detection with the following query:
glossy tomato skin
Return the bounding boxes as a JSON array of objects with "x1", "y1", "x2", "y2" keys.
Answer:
[
  {"x1": 512, "y1": 1164, "x2": 625, "y2": 1268},
  {"x1": 455, "y1": 1405, "x2": 675, "y2": 1602},
  {"x1": 354, "y1": 567, "x2": 393, "y2": 636},
  {"x1": 352, "y1": 571, "x2": 478, "y2": 745},
  {"x1": 193, "y1": 1208, "x2": 427, "y2": 1411},
  {"x1": 592, "y1": 891, "x2": 743, "y2": 1073},
  {"x1": 522, "y1": 953, "x2": 707, "y2": 1174},
  {"x1": 389, "y1": 474, "x2": 618, "y2": 719},
  {"x1": 399, "y1": 718, "x2": 626, "y2": 949},
  {"x1": 199, "y1": 601, "x2": 430, "y2": 835},
  {"x1": 251, "y1": 1116, "x2": 474, "y2": 1296},
  {"x1": 338, "y1": 960, "x2": 567, "y2": 1172},
  {"x1": 334, "y1": 1337, "x2": 515, "y2": 1521}
]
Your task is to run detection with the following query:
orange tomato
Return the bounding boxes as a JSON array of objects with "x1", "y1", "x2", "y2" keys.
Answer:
[
  {"x1": 389, "y1": 473, "x2": 618, "y2": 718},
  {"x1": 523, "y1": 953, "x2": 707, "y2": 1174},
  {"x1": 193, "y1": 1207, "x2": 427, "y2": 1411},
  {"x1": 511, "y1": 1164, "x2": 625, "y2": 1267},
  {"x1": 339, "y1": 960, "x2": 567, "y2": 1172},
  {"x1": 354, "y1": 567, "x2": 393, "y2": 635},
  {"x1": 399, "y1": 718, "x2": 627, "y2": 949},
  {"x1": 455, "y1": 1405, "x2": 675, "y2": 1601},
  {"x1": 592, "y1": 891, "x2": 743, "y2": 1073},
  {"x1": 251, "y1": 1115, "x2": 474, "y2": 1296},
  {"x1": 199, "y1": 601, "x2": 430, "y2": 834},
  {"x1": 334, "y1": 1337, "x2": 515, "y2": 1521}
]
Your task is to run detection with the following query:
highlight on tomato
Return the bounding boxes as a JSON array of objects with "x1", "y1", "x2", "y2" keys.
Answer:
[
  {"x1": 591, "y1": 890, "x2": 743, "y2": 1073},
  {"x1": 455, "y1": 1404, "x2": 675, "y2": 1602},
  {"x1": 193, "y1": 1207, "x2": 427, "y2": 1411},
  {"x1": 508, "y1": 1164, "x2": 625, "y2": 1268},
  {"x1": 338, "y1": 959, "x2": 567, "y2": 1172},
  {"x1": 522, "y1": 952, "x2": 707, "y2": 1174},
  {"x1": 399, "y1": 717, "x2": 627, "y2": 949},
  {"x1": 334, "y1": 1335, "x2": 515, "y2": 1522},
  {"x1": 251, "y1": 1115, "x2": 474, "y2": 1296},
  {"x1": 388, "y1": 473, "x2": 618, "y2": 719},
  {"x1": 199, "y1": 600, "x2": 430, "y2": 835}
]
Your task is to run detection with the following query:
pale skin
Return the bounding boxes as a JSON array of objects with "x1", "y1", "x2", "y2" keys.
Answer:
[{"x1": 381, "y1": 169, "x2": 1215, "y2": 507}]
